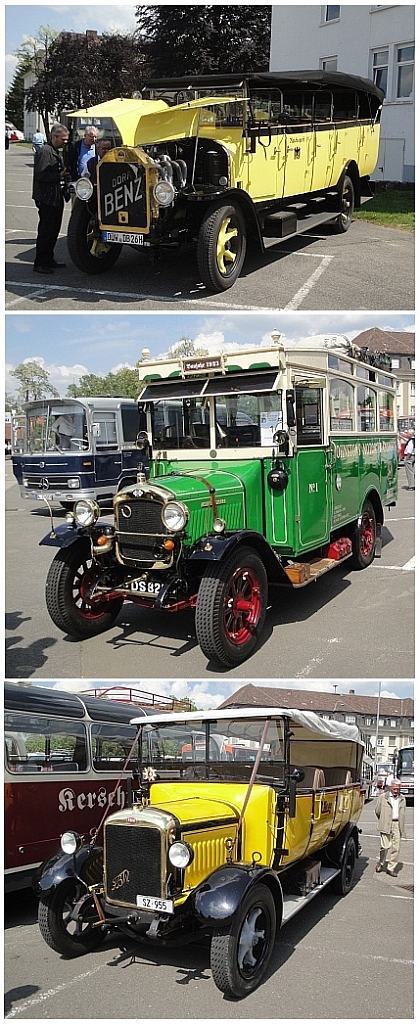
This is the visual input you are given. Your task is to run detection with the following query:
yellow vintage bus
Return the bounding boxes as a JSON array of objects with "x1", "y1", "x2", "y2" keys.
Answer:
[
  {"x1": 63, "y1": 96, "x2": 168, "y2": 147},
  {"x1": 68, "y1": 70, "x2": 384, "y2": 290}
]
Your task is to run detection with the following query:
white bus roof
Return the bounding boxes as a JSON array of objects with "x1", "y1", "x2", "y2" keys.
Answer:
[{"x1": 131, "y1": 706, "x2": 362, "y2": 745}]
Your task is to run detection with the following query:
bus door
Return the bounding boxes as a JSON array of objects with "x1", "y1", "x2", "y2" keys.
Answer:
[
  {"x1": 92, "y1": 411, "x2": 122, "y2": 489},
  {"x1": 281, "y1": 89, "x2": 315, "y2": 198},
  {"x1": 293, "y1": 382, "x2": 330, "y2": 549},
  {"x1": 245, "y1": 89, "x2": 286, "y2": 201},
  {"x1": 312, "y1": 91, "x2": 335, "y2": 191}
]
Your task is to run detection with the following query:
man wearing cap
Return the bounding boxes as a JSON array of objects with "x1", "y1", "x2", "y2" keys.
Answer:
[{"x1": 375, "y1": 777, "x2": 406, "y2": 876}]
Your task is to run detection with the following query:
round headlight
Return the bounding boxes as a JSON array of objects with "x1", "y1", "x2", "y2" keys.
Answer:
[
  {"x1": 74, "y1": 498, "x2": 100, "y2": 527},
  {"x1": 61, "y1": 831, "x2": 81, "y2": 855},
  {"x1": 153, "y1": 179, "x2": 175, "y2": 207},
  {"x1": 168, "y1": 841, "x2": 194, "y2": 869},
  {"x1": 75, "y1": 177, "x2": 94, "y2": 201},
  {"x1": 213, "y1": 517, "x2": 226, "y2": 534},
  {"x1": 162, "y1": 501, "x2": 189, "y2": 532}
]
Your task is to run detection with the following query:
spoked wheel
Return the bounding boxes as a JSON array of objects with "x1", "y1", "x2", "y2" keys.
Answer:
[
  {"x1": 334, "y1": 174, "x2": 355, "y2": 233},
  {"x1": 197, "y1": 202, "x2": 246, "y2": 291},
  {"x1": 351, "y1": 499, "x2": 376, "y2": 569},
  {"x1": 331, "y1": 836, "x2": 357, "y2": 895},
  {"x1": 210, "y1": 884, "x2": 277, "y2": 998},
  {"x1": 195, "y1": 545, "x2": 268, "y2": 666},
  {"x1": 67, "y1": 199, "x2": 122, "y2": 273},
  {"x1": 45, "y1": 539, "x2": 123, "y2": 638},
  {"x1": 38, "y1": 879, "x2": 105, "y2": 958}
]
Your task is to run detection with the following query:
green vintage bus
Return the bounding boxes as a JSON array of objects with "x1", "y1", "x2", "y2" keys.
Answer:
[{"x1": 41, "y1": 334, "x2": 397, "y2": 667}]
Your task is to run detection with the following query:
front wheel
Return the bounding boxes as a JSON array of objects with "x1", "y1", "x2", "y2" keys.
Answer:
[
  {"x1": 331, "y1": 836, "x2": 357, "y2": 895},
  {"x1": 197, "y1": 202, "x2": 246, "y2": 292},
  {"x1": 195, "y1": 545, "x2": 268, "y2": 667},
  {"x1": 210, "y1": 884, "x2": 277, "y2": 998},
  {"x1": 45, "y1": 539, "x2": 123, "y2": 638},
  {"x1": 38, "y1": 880, "x2": 105, "y2": 958},
  {"x1": 350, "y1": 499, "x2": 376, "y2": 569},
  {"x1": 334, "y1": 175, "x2": 355, "y2": 233},
  {"x1": 67, "y1": 198, "x2": 122, "y2": 274}
]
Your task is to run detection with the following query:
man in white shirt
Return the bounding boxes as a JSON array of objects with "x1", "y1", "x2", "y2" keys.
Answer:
[{"x1": 375, "y1": 778, "x2": 406, "y2": 876}]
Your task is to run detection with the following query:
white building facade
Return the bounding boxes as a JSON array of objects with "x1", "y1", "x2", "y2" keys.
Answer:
[{"x1": 270, "y1": 5, "x2": 415, "y2": 182}]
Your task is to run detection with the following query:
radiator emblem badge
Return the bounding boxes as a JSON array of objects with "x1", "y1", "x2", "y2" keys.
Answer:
[{"x1": 111, "y1": 869, "x2": 130, "y2": 891}]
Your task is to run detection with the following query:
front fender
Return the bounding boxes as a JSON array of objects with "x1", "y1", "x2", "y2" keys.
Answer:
[
  {"x1": 39, "y1": 521, "x2": 111, "y2": 549},
  {"x1": 188, "y1": 530, "x2": 290, "y2": 585},
  {"x1": 193, "y1": 863, "x2": 282, "y2": 926},
  {"x1": 33, "y1": 844, "x2": 104, "y2": 897}
]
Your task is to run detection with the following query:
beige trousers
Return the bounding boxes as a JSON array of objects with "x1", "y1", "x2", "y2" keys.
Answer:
[{"x1": 379, "y1": 821, "x2": 401, "y2": 870}]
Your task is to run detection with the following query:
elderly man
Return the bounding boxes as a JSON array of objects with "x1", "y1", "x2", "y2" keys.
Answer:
[
  {"x1": 85, "y1": 138, "x2": 112, "y2": 181},
  {"x1": 32, "y1": 122, "x2": 69, "y2": 274},
  {"x1": 375, "y1": 777, "x2": 406, "y2": 876},
  {"x1": 65, "y1": 124, "x2": 98, "y2": 180}
]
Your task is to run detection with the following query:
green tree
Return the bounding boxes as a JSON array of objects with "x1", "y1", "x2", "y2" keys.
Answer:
[
  {"x1": 135, "y1": 5, "x2": 271, "y2": 76},
  {"x1": 67, "y1": 365, "x2": 142, "y2": 399},
  {"x1": 10, "y1": 361, "x2": 59, "y2": 402},
  {"x1": 6, "y1": 57, "x2": 32, "y2": 129},
  {"x1": 169, "y1": 337, "x2": 209, "y2": 359},
  {"x1": 18, "y1": 26, "x2": 59, "y2": 134}
]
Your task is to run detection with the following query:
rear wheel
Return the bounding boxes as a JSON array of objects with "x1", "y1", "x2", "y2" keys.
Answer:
[
  {"x1": 45, "y1": 539, "x2": 123, "y2": 638},
  {"x1": 197, "y1": 203, "x2": 246, "y2": 291},
  {"x1": 195, "y1": 545, "x2": 268, "y2": 666},
  {"x1": 350, "y1": 499, "x2": 376, "y2": 569},
  {"x1": 334, "y1": 175, "x2": 355, "y2": 233},
  {"x1": 331, "y1": 836, "x2": 357, "y2": 895},
  {"x1": 210, "y1": 884, "x2": 276, "y2": 998},
  {"x1": 67, "y1": 199, "x2": 122, "y2": 274},
  {"x1": 38, "y1": 879, "x2": 104, "y2": 958}
]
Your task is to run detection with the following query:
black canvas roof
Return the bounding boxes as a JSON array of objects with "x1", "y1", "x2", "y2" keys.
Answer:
[{"x1": 144, "y1": 70, "x2": 384, "y2": 103}]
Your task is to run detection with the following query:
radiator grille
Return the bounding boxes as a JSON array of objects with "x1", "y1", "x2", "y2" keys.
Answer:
[
  {"x1": 105, "y1": 823, "x2": 163, "y2": 907},
  {"x1": 116, "y1": 497, "x2": 168, "y2": 564},
  {"x1": 24, "y1": 474, "x2": 80, "y2": 488}
]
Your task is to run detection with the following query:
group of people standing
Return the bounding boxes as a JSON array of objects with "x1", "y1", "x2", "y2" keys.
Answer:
[{"x1": 31, "y1": 123, "x2": 111, "y2": 275}]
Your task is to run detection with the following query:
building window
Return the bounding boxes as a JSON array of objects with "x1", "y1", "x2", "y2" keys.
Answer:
[
  {"x1": 410, "y1": 382, "x2": 415, "y2": 396},
  {"x1": 325, "y1": 5, "x2": 340, "y2": 21},
  {"x1": 321, "y1": 56, "x2": 338, "y2": 72},
  {"x1": 365, "y1": 717, "x2": 373, "y2": 726},
  {"x1": 345, "y1": 714, "x2": 356, "y2": 724},
  {"x1": 396, "y1": 45, "x2": 414, "y2": 99},
  {"x1": 373, "y1": 48, "x2": 389, "y2": 96},
  {"x1": 391, "y1": 359, "x2": 400, "y2": 369}
]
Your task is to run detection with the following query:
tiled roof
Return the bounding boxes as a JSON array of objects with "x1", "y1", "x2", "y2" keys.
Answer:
[
  {"x1": 353, "y1": 327, "x2": 414, "y2": 356},
  {"x1": 218, "y1": 683, "x2": 414, "y2": 719}
]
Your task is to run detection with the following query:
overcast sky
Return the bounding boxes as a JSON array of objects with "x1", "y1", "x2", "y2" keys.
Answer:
[
  {"x1": 29, "y1": 678, "x2": 414, "y2": 708},
  {"x1": 5, "y1": 311, "x2": 414, "y2": 398}
]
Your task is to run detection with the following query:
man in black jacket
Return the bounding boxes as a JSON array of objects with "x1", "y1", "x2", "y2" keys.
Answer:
[{"x1": 32, "y1": 123, "x2": 69, "y2": 274}]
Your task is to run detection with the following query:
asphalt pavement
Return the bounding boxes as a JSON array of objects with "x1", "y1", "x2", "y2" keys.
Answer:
[
  {"x1": 5, "y1": 461, "x2": 415, "y2": 681},
  {"x1": 5, "y1": 144, "x2": 415, "y2": 311},
  {"x1": 4, "y1": 801, "x2": 414, "y2": 1019}
]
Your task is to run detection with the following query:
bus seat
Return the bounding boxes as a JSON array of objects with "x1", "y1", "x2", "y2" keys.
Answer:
[
  {"x1": 323, "y1": 768, "x2": 352, "y2": 786},
  {"x1": 295, "y1": 767, "x2": 325, "y2": 790}
]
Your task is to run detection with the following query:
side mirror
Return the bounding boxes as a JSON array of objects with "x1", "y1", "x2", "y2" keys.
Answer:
[
  {"x1": 288, "y1": 767, "x2": 305, "y2": 818},
  {"x1": 136, "y1": 430, "x2": 150, "y2": 452},
  {"x1": 273, "y1": 429, "x2": 289, "y2": 455},
  {"x1": 286, "y1": 389, "x2": 296, "y2": 427}
]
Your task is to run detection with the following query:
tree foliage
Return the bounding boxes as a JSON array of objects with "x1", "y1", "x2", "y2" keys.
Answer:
[
  {"x1": 10, "y1": 361, "x2": 60, "y2": 402},
  {"x1": 67, "y1": 365, "x2": 142, "y2": 400},
  {"x1": 6, "y1": 57, "x2": 32, "y2": 129},
  {"x1": 135, "y1": 5, "x2": 271, "y2": 77}
]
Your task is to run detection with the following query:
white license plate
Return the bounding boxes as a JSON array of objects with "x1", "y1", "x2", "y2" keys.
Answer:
[
  {"x1": 136, "y1": 894, "x2": 174, "y2": 914},
  {"x1": 103, "y1": 230, "x2": 144, "y2": 245},
  {"x1": 130, "y1": 579, "x2": 162, "y2": 595}
]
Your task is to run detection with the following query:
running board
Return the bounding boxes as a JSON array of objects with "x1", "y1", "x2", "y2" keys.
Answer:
[
  {"x1": 281, "y1": 866, "x2": 340, "y2": 926},
  {"x1": 262, "y1": 194, "x2": 373, "y2": 248},
  {"x1": 282, "y1": 552, "x2": 353, "y2": 588}
]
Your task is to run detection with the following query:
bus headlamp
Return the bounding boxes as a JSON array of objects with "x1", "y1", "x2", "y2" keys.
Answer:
[
  {"x1": 61, "y1": 831, "x2": 81, "y2": 855},
  {"x1": 168, "y1": 841, "x2": 194, "y2": 869},
  {"x1": 74, "y1": 498, "x2": 100, "y2": 527},
  {"x1": 162, "y1": 501, "x2": 189, "y2": 532},
  {"x1": 75, "y1": 177, "x2": 94, "y2": 201},
  {"x1": 153, "y1": 180, "x2": 175, "y2": 207},
  {"x1": 213, "y1": 517, "x2": 226, "y2": 534}
]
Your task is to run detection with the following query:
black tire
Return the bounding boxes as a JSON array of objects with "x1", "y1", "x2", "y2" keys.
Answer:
[
  {"x1": 197, "y1": 202, "x2": 246, "y2": 292},
  {"x1": 45, "y1": 539, "x2": 123, "y2": 638},
  {"x1": 331, "y1": 836, "x2": 357, "y2": 895},
  {"x1": 210, "y1": 884, "x2": 276, "y2": 998},
  {"x1": 350, "y1": 499, "x2": 376, "y2": 570},
  {"x1": 195, "y1": 545, "x2": 268, "y2": 667},
  {"x1": 334, "y1": 174, "x2": 355, "y2": 233},
  {"x1": 38, "y1": 879, "x2": 105, "y2": 958},
  {"x1": 67, "y1": 198, "x2": 122, "y2": 274}
]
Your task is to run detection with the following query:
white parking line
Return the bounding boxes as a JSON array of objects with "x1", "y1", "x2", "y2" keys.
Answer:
[
  {"x1": 4, "y1": 279, "x2": 272, "y2": 310},
  {"x1": 283, "y1": 254, "x2": 333, "y2": 309},
  {"x1": 5, "y1": 963, "x2": 108, "y2": 1018},
  {"x1": 372, "y1": 558, "x2": 415, "y2": 571}
]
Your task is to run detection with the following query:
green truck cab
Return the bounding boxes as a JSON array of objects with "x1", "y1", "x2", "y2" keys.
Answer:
[
  {"x1": 40, "y1": 334, "x2": 397, "y2": 667},
  {"x1": 66, "y1": 70, "x2": 383, "y2": 291}
]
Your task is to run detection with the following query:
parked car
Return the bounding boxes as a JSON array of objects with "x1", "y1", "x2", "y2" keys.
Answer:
[
  {"x1": 5, "y1": 122, "x2": 25, "y2": 142},
  {"x1": 373, "y1": 762, "x2": 394, "y2": 795}
]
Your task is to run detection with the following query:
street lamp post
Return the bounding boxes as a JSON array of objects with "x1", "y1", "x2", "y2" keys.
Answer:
[{"x1": 374, "y1": 681, "x2": 382, "y2": 775}]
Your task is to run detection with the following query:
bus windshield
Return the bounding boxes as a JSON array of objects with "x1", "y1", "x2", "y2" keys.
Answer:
[{"x1": 25, "y1": 403, "x2": 88, "y2": 453}]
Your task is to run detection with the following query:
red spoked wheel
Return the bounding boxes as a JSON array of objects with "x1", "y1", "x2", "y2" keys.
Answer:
[
  {"x1": 195, "y1": 545, "x2": 268, "y2": 666},
  {"x1": 45, "y1": 539, "x2": 123, "y2": 638},
  {"x1": 350, "y1": 499, "x2": 376, "y2": 569}
]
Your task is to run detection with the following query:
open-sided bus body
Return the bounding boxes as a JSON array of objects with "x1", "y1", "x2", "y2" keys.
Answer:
[
  {"x1": 12, "y1": 396, "x2": 148, "y2": 507},
  {"x1": 67, "y1": 70, "x2": 383, "y2": 291},
  {"x1": 396, "y1": 745, "x2": 414, "y2": 803},
  {"x1": 40, "y1": 335, "x2": 397, "y2": 667},
  {"x1": 35, "y1": 706, "x2": 365, "y2": 998},
  {"x1": 4, "y1": 682, "x2": 156, "y2": 892}
]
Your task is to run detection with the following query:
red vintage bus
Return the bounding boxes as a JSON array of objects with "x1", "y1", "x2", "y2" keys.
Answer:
[{"x1": 4, "y1": 682, "x2": 190, "y2": 892}]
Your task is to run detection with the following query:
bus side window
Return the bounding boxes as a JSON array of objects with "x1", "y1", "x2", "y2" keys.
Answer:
[
  {"x1": 295, "y1": 387, "x2": 323, "y2": 445},
  {"x1": 93, "y1": 414, "x2": 118, "y2": 450},
  {"x1": 329, "y1": 378, "x2": 355, "y2": 431}
]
